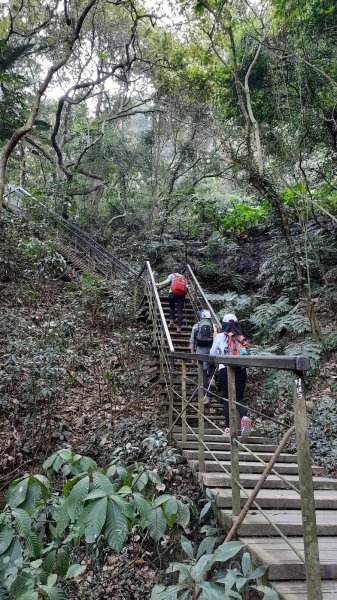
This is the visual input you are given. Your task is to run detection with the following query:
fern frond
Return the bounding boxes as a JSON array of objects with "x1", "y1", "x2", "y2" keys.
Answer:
[
  {"x1": 274, "y1": 314, "x2": 311, "y2": 335},
  {"x1": 284, "y1": 339, "x2": 323, "y2": 369}
]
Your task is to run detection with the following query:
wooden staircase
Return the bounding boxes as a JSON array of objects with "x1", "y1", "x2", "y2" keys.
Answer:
[{"x1": 6, "y1": 186, "x2": 337, "y2": 599}]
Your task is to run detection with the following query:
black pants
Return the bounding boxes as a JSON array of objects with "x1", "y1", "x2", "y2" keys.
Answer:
[
  {"x1": 196, "y1": 345, "x2": 215, "y2": 395},
  {"x1": 219, "y1": 367, "x2": 247, "y2": 426},
  {"x1": 168, "y1": 293, "x2": 185, "y2": 327}
]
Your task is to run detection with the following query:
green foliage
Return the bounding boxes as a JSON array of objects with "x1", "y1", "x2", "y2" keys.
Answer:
[
  {"x1": 151, "y1": 538, "x2": 276, "y2": 599},
  {"x1": 0, "y1": 450, "x2": 192, "y2": 599}
]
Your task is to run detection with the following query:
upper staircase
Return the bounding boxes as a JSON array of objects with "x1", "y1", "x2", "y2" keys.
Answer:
[{"x1": 4, "y1": 184, "x2": 337, "y2": 600}]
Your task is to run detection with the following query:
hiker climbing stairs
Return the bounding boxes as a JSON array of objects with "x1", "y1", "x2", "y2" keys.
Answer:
[{"x1": 5, "y1": 183, "x2": 337, "y2": 599}]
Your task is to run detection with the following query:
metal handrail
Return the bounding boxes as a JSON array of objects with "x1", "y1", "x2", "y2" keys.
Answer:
[
  {"x1": 146, "y1": 261, "x2": 174, "y2": 353},
  {"x1": 186, "y1": 264, "x2": 221, "y2": 328}
]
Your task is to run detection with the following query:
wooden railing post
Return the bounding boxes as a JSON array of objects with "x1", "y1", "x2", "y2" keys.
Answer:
[
  {"x1": 228, "y1": 365, "x2": 241, "y2": 516},
  {"x1": 168, "y1": 357, "x2": 174, "y2": 429},
  {"x1": 198, "y1": 361, "x2": 205, "y2": 472},
  {"x1": 181, "y1": 359, "x2": 187, "y2": 443},
  {"x1": 293, "y1": 371, "x2": 323, "y2": 600}
]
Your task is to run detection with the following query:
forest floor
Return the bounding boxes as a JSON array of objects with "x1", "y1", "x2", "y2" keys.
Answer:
[{"x1": 0, "y1": 215, "x2": 205, "y2": 598}]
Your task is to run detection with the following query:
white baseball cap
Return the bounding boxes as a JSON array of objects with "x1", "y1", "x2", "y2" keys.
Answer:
[{"x1": 222, "y1": 313, "x2": 238, "y2": 323}]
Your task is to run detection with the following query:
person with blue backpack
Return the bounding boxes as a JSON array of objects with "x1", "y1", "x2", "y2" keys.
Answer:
[
  {"x1": 210, "y1": 313, "x2": 252, "y2": 436},
  {"x1": 189, "y1": 309, "x2": 217, "y2": 402}
]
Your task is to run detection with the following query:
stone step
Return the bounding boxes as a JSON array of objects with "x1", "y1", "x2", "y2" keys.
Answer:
[
  {"x1": 210, "y1": 488, "x2": 337, "y2": 510},
  {"x1": 200, "y1": 472, "x2": 337, "y2": 491},
  {"x1": 242, "y1": 537, "x2": 337, "y2": 580},
  {"x1": 221, "y1": 509, "x2": 337, "y2": 536}
]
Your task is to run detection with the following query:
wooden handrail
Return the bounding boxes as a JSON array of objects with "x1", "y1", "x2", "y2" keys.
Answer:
[
  {"x1": 146, "y1": 261, "x2": 174, "y2": 353},
  {"x1": 186, "y1": 264, "x2": 221, "y2": 328},
  {"x1": 4, "y1": 184, "x2": 137, "y2": 279},
  {"x1": 171, "y1": 350, "x2": 310, "y2": 371}
]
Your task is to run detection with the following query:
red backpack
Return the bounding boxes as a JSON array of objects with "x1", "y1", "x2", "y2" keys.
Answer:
[{"x1": 171, "y1": 273, "x2": 188, "y2": 297}]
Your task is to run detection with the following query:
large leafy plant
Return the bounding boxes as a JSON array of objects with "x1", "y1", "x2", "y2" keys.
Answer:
[
  {"x1": 0, "y1": 449, "x2": 191, "y2": 599},
  {"x1": 151, "y1": 538, "x2": 277, "y2": 599}
]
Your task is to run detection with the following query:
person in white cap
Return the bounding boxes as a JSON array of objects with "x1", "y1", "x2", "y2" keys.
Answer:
[
  {"x1": 210, "y1": 313, "x2": 251, "y2": 436},
  {"x1": 189, "y1": 308, "x2": 217, "y2": 401}
]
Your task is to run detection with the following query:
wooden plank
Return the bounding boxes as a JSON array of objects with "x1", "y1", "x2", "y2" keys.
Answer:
[
  {"x1": 211, "y1": 488, "x2": 337, "y2": 510},
  {"x1": 200, "y1": 472, "x2": 337, "y2": 490},
  {"x1": 182, "y1": 449, "x2": 299, "y2": 463},
  {"x1": 189, "y1": 459, "x2": 324, "y2": 476},
  {"x1": 178, "y1": 441, "x2": 280, "y2": 452},
  {"x1": 221, "y1": 509, "x2": 337, "y2": 536},
  {"x1": 241, "y1": 537, "x2": 337, "y2": 580},
  {"x1": 272, "y1": 580, "x2": 337, "y2": 600},
  {"x1": 171, "y1": 351, "x2": 310, "y2": 371}
]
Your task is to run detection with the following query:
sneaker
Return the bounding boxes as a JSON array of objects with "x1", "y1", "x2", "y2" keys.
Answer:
[
  {"x1": 241, "y1": 416, "x2": 252, "y2": 437},
  {"x1": 203, "y1": 396, "x2": 210, "y2": 406},
  {"x1": 169, "y1": 320, "x2": 174, "y2": 327},
  {"x1": 176, "y1": 326, "x2": 182, "y2": 333},
  {"x1": 223, "y1": 427, "x2": 230, "y2": 437}
]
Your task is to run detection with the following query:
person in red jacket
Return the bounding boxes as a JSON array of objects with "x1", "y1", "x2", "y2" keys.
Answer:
[{"x1": 156, "y1": 266, "x2": 188, "y2": 332}]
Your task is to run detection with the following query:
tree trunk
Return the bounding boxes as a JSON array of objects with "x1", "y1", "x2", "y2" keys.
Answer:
[{"x1": 249, "y1": 170, "x2": 322, "y2": 340}]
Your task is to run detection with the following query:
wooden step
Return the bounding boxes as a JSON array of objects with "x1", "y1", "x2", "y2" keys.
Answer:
[
  {"x1": 200, "y1": 472, "x2": 337, "y2": 490},
  {"x1": 176, "y1": 440, "x2": 280, "y2": 452},
  {"x1": 188, "y1": 459, "x2": 320, "y2": 476},
  {"x1": 242, "y1": 537, "x2": 337, "y2": 580},
  {"x1": 221, "y1": 509, "x2": 337, "y2": 536},
  {"x1": 272, "y1": 580, "x2": 337, "y2": 599},
  {"x1": 182, "y1": 449, "x2": 298, "y2": 464},
  {"x1": 173, "y1": 431, "x2": 275, "y2": 444},
  {"x1": 211, "y1": 488, "x2": 337, "y2": 510}
]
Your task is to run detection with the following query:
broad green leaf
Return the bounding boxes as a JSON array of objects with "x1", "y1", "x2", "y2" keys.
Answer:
[
  {"x1": 150, "y1": 584, "x2": 184, "y2": 599},
  {"x1": 105, "y1": 499, "x2": 128, "y2": 551},
  {"x1": 7, "y1": 478, "x2": 29, "y2": 508},
  {"x1": 43, "y1": 453, "x2": 58, "y2": 470},
  {"x1": 180, "y1": 535, "x2": 194, "y2": 560},
  {"x1": 21, "y1": 481, "x2": 42, "y2": 513},
  {"x1": 92, "y1": 472, "x2": 114, "y2": 495},
  {"x1": 55, "y1": 500, "x2": 70, "y2": 537},
  {"x1": 211, "y1": 541, "x2": 243, "y2": 566},
  {"x1": 65, "y1": 563, "x2": 86, "y2": 579},
  {"x1": 110, "y1": 494, "x2": 134, "y2": 519},
  {"x1": 42, "y1": 550, "x2": 57, "y2": 575},
  {"x1": 85, "y1": 491, "x2": 107, "y2": 501},
  {"x1": 148, "y1": 507, "x2": 166, "y2": 542},
  {"x1": 56, "y1": 547, "x2": 69, "y2": 577},
  {"x1": 193, "y1": 554, "x2": 214, "y2": 582},
  {"x1": 176, "y1": 502, "x2": 190, "y2": 528},
  {"x1": 196, "y1": 536, "x2": 217, "y2": 560},
  {"x1": 68, "y1": 476, "x2": 89, "y2": 520},
  {"x1": 241, "y1": 551, "x2": 251, "y2": 576},
  {"x1": 0, "y1": 526, "x2": 14, "y2": 554},
  {"x1": 132, "y1": 493, "x2": 151, "y2": 521},
  {"x1": 153, "y1": 494, "x2": 173, "y2": 507},
  {"x1": 166, "y1": 562, "x2": 193, "y2": 584},
  {"x1": 47, "y1": 574, "x2": 58, "y2": 587},
  {"x1": 13, "y1": 509, "x2": 31, "y2": 538},
  {"x1": 249, "y1": 564, "x2": 269, "y2": 580},
  {"x1": 38, "y1": 585, "x2": 67, "y2": 600},
  {"x1": 199, "y1": 581, "x2": 230, "y2": 599},
  {"x1": 199, "y1": 501, "x2": 212, "y2": 521},
  {"x1": 85, "y1": 497, "x2": 108, "y2": 543},
  {"x1": 26, "y1": 532, "x2": 42, "y2": 558},
  {"x1": 164, "y1": 496, "x2": 178, "y2": 517},
  {"x1": 252, "y1": 585, "x2": 278, "y2": 599}
]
